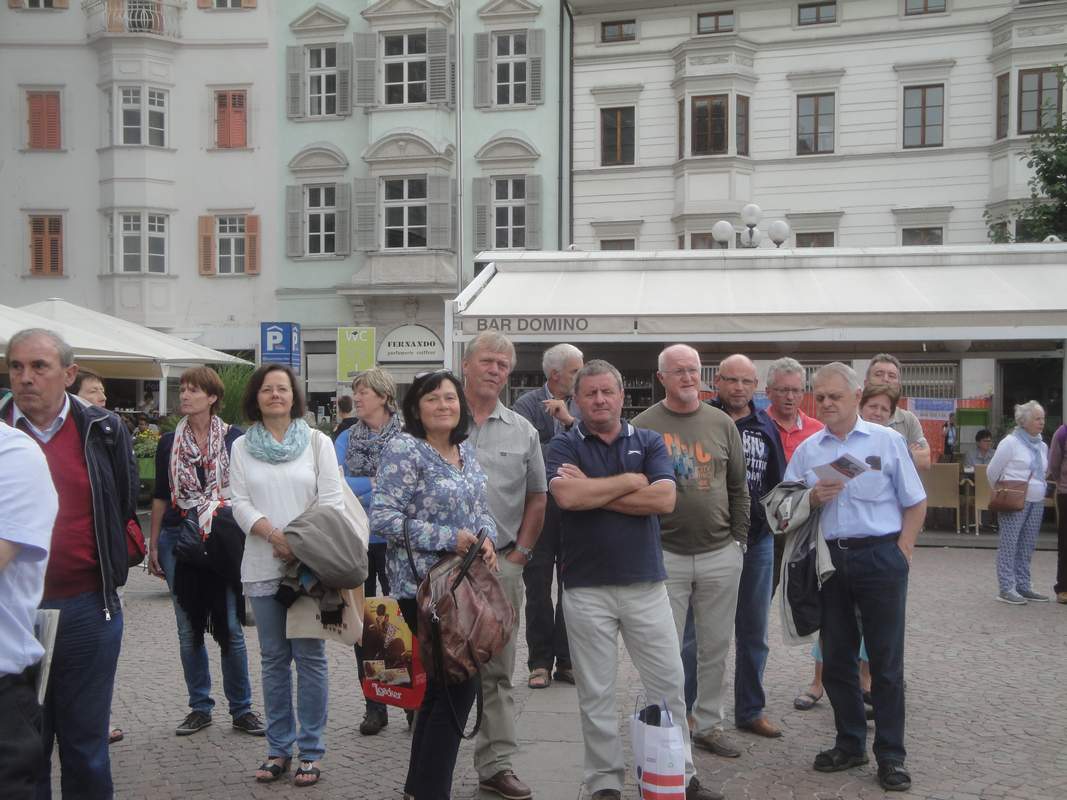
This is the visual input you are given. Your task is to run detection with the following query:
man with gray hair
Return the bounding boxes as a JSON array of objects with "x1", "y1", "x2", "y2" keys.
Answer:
[
  {"x1": 784, "y1": 362, "x2": 926, "y2": 792},
  {"x1": 462, "y1": 331, "x2": 547, "y2": 800},
  {"x1": 546, "y1": 359, "x2": 723, "y2": 800},
  {"x1": 866, "y1": 353, "x2": 931, "y2": 471},
  {"x1": 2, "y1": 329, "x2": 137, "y2": 799},
  {"x1": 512, "y1": 342, "x2": 583, "y2": 689}
]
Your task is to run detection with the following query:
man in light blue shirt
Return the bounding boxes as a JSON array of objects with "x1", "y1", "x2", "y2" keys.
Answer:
[
  {"x1": 783, "y1": 363, "x2": 926, "y2": 794},
  {"x1": 0, "y1": 421, "x2": 58, "y2": 800}
]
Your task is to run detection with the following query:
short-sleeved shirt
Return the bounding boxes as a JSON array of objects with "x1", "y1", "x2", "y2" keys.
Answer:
[
  {"x1": 764, "y1": 407, "x2": 824, "y2": 462},
  {"x1": 0, "y1": 423, "x2": 58, "y2": 675},
  {"x1": 888, "y1": 407, "x2": 928, "y2": 449},
  {"x1": 784, "y1": 416, "x2": 927, "y2": 540},
  {"x1": 154, "y1": 426, "x2": 243, "y2": 529},
  {"x1": 545, "y1": 421, "x2": 675, "y2": 588},
  {"x1": 467, "y1": 401, "x2": 546, "y2": 549}
]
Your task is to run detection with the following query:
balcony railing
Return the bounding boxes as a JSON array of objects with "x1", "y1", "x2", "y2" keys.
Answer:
[{"x1": 83, "y1": 0, "x2": 184, "y2": 39}]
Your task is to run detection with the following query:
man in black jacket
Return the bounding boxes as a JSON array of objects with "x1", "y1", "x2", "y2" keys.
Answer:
[
  {"x1": 710, "y1": 354, "x2": 786, "y2": 740},
  {"x1": 3, "y1": 328, "x2": 137, "y2": 800}
]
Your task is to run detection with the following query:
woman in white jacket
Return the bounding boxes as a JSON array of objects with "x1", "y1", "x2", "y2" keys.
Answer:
[{"x1": 986, "y1": 400, "x2": 1050, "y2": 605}]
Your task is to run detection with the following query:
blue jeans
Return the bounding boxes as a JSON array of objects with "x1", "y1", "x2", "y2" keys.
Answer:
[
  {"x1": 734, "y1": 534, "x2": 773, "y2": 726},
  {"x1": 37, "y1": 590, "x2": 123, "y2": 800},
  {"x1": 681, "y1": 604, "x2": 697, "y2": 714},
  {"x1": 822, "y1": 536, "x2": 909, "y2": 765},
  {"x1": 248, "y1": 595, "x2": 328, "y2": 761},
  {"x1": 158, "y1": 526, "x2": 252, "y2": 718}
]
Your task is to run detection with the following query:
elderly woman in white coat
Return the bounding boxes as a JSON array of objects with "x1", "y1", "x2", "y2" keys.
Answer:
[
  {"x1": 229, "y1": 364, "x2": 344, "y2": 787},
  {"x1": 987, "y1": 400, "x2": 1050, "y2": 605}
]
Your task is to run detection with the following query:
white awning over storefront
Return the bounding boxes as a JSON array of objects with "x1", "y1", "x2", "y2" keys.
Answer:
[{"x1": 450, "y1": 245, "x2": 1067, "y2": 344}]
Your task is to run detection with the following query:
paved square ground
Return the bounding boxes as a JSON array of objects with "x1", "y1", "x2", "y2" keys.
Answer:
[{"x1": 72, "y1": 545, "x2": 1064, "y2": 799}]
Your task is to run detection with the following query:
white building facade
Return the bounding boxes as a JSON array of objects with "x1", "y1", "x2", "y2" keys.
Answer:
[
  {"x1": 568, "y1": 0, "x2": 1066, "y2": 250},
  {"x1": 0, "y1": 0, "x2": 279, "y2": 353}
]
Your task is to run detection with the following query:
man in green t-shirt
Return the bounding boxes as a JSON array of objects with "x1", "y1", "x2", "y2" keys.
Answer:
[{"x1": 633, "y1": 344, "x2": 750, "y2": 759}]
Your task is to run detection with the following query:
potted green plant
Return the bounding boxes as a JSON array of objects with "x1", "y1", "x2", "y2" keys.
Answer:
[{"x1": 133, "y1": 428, "x2": 161, "y2": 480}]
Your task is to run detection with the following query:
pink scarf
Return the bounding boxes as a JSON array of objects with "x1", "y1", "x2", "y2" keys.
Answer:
[{"x1": 169, "y1": 415, "x2": 231, "y2": 535}]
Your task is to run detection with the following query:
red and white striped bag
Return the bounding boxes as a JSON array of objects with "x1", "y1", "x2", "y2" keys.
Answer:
[{"x1": 631, "y1": 701, "x2": 686, "y2": 799}]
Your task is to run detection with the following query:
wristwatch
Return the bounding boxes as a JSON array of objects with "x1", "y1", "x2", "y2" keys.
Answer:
[{"x1": 514, "y1": 544, "x2": 534, "y2": 562}]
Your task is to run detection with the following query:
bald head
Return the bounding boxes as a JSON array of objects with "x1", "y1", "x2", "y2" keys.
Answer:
[
  {"x1": 719, "y1": 354, "x2": 756, "y2": 376},
  {"x1": 657, "y1": 344, "x2": 702, "y2": 412},
  {"x1": 658, "y1": 344, "x2": 700, "y2": 372},
  {"x1": 715, "y1": 353, "x2": 758, "y2": 417}
]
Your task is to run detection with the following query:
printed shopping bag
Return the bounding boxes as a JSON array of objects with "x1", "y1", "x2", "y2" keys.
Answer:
[
  {"x1": 285, "y1": 587, "x2": 364, "y2": 646},
  {"x1": 360, "y1": 596, "x2": 427, "y2": 710},
  {"x1": 630, "y1": 701, "x2": 686, "y2": 799}
]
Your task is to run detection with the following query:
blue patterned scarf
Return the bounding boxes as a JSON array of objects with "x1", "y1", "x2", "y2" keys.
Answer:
[
  {"x1": 1012, "y1": 427, "x2": 1044, "y2": 476},
  {"x1": 344, "y1": 413, "x2": 402, "y2": 477},
  {"x1": 244, "y1": 419, "x2": 311, "y2": 464}
]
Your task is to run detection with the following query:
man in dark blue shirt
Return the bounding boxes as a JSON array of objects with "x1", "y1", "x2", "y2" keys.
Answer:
[{"x1": 546, "y1": 359, "x2": 723, "y2": 800}]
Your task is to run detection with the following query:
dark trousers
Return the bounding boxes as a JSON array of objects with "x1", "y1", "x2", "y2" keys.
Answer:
[
  {"x1": 1056, "y1": 494, "x2": 1067, "y2": 594},
  {"x1": 0, "y1": 671, "x2": 43, "y2": 800},
  {"x1": 355, "y1": 543, "x2": 391, "y2": 713},
  {"x1": 398, "y1": 598, "x2": 477, "y2": 800},
  {"x1": 523, "y1": 496, "x2": 570, "y2": 671},
  {"x1": 37, "y1": 591, "x2": 123, "y2": 800},
  {"x1": 821, "y1": 536, "x2": 909, "y2": 765}
]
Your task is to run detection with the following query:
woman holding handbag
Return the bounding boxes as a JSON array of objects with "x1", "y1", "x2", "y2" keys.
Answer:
[
  {"x1": 147, "y1": 367, "x2": 263, "y2": 739},
  {"x1": 987, "y1": 400, "x2": 1050, "y2": 605},
  {"x1": 334, "y1": 367, "x2": 405, "y2": 736},
  {"x1": 370, "y1": 370, "x2": 497, "y2": 800},
  {"x1": 229, "y1": 364, "x2": 344, "y2": 787}
]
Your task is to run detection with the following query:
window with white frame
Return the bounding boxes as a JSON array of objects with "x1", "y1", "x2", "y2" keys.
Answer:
[
  {"x1": 493, "y1": 177, "x2": 526, "y2": 248},
  {"x1": 117, "y1": 86, "x2": 167, "y2": 146},
  {"x1": 494, "y1": 32, "x2": 528, "y2": 106},
  {"x1": 214, "y1": 0, "x2": 242, "y2": 7},
  {"x1": 26, "y1": 0, "x2": 57, "y2": 8},
  {"x1": 217, "y1": 215, "x2": 246, "y2": 274},
  {"x1": 384, "y1": 33, "x2": 427, "y2": 105},
  {"x1": 114, "y1": 212, "x2": 167, "y2": 273},
  {"x1": 307, "y1": 46, "x2": 338, "y2": 117},
  {"x1": 305, "y1": 185, "x2": 337, "y2": 256},
  {"x1": 383, "y1": 177, "x2": 427, "y2": 249}
]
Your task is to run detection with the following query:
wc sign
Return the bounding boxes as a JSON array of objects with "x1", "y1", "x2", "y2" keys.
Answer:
[{"x1": 260, "y1": 322, "x2": 301, "y2": 374}]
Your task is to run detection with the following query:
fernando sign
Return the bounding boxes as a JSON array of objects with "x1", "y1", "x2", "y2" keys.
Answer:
[{"x1": 377, "y1": 324, "x2": 444, "y2": 363}]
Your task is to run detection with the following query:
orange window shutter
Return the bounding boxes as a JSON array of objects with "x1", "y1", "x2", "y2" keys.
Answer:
[
  {"x1": 53, "y1": 0, "x2": 69, "y2": 8},
  {"x1": 198, "y1": 215, "x2": 216, "y2": 275},
  {"x1": 245, "y1": 215, "x2": 260, "y2": 275},
  {"x1": 216, "y1": 92, "x2": 229, "y2": 148},
  {"x1": 47, "y1": 217, "x2": 63, "y2": 275},
  {"x1": 30, "y1": 217, "x2": 45, "y2": 275},
  {"x1": 28, "y1": 93, "x2": 44, "y2": 149},
  {"x1": 106, "y1": 0, "x2": 124, "y2": 32},
  {"x1": 197, "y1": 0, "x2": 211, "y2": 8},
  {"x1": 44, "y1": 93, "x2": 61, "y2": 149},
  {"x1": 241, "y1": 0, "x2": 257, "y2": 8},
  {"x1": 231, "y1": 91, "x2": 247, "y2": 147},
  {"x1": 9, "y1": 1, "x2": 24, "y2": 9}
]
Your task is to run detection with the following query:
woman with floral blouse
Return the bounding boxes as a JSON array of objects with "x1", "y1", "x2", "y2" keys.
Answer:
[{"x1": 370, "y1": 370, "x2": 497, "y2": 800}]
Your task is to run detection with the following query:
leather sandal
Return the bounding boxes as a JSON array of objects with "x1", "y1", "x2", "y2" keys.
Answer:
[
  {"x1": 528, "y1": 667, "x2": 551, "y2": 689},
  {"x1": 294, "y1": 761, "x2": 321, "y2": 788},
  {"x1": 813, "y1": 747, "x2": 868, "y2": 773},
  {"x1": 255, "y1": 757, "x2": 291, "y2": 783}
]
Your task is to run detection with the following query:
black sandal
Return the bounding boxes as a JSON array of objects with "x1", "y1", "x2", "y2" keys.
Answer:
[
  {"x1": 255, "y1": 757, "x2": 291, "y2": 783},
  {"x1": 813, "y1": 747, "x2": 869, "y2": 773},
  {"x1": 294, "y1": 761, "x2": 321, "y2": 787}
]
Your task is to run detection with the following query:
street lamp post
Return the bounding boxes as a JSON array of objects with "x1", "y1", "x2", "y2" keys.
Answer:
[{"x1": 712, "y1": 203, "x2": 791, "y2": 249}]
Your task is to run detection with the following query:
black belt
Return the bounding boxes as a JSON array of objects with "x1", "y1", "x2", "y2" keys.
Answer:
[{"x1": 832, "y1": 533, "x2": 900, "y2": 550}]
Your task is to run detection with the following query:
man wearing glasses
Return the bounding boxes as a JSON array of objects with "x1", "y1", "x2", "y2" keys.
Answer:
[{"x1": 710, "y1": 354, "x2": 786, "y2": 740}]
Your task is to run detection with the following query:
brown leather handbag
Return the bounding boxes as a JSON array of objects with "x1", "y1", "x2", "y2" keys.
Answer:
[
  {"x1": 403, "y1": 525, "x2": 516, "y2": 737},
  {"x1": 988, "y1": 472, "x2": 1031, "y2": 514}
]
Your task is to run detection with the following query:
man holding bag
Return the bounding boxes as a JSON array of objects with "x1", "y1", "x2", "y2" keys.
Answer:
[{"x1": 546, "y1": 360, "x2": 724, "y2": 800}]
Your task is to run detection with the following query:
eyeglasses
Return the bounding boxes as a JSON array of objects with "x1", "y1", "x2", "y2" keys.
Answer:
[
  {"x1": 718, "y1": 375, "x2": 757, "y2": 387},
  {"x1": 664, "y1": 367, "x2": 700, "y2": 378},
  {"x1": 414, "y1": 369, "x2": 451, "y2": 380},
  {"x1": 770, "y1": 387, "x2": 804, "y2": 396}
]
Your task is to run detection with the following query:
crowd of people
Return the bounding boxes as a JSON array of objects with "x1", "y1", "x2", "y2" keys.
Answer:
[{"x1": 2, "y1": 326, "x2": 1066, "y2": 800}]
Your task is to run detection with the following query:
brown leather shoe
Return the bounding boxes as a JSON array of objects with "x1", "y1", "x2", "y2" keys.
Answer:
[
  {"x1": 738, "y1": 715, "x2": 783, "y2": 738},
  {"x1": 479, "y1": 770, "x2": 532, "y2": 800}
]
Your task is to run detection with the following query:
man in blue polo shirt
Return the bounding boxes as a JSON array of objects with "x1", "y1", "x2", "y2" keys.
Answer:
[
  {"x1": 784, "y1": 362, "x2": 926, "y2": 793},
  {"x1": 546, "y1": 359, "x2": 723, "y2": 800}
]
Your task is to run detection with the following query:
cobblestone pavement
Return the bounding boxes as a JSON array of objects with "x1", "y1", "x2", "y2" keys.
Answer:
[{"x1": 78, "y1": 545, "x2": 1065, "y2": 800}]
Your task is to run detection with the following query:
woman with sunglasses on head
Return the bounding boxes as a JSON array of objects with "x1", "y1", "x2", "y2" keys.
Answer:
[{"x1": 370, "y1": 370, "x2": 497, "y2": 800}]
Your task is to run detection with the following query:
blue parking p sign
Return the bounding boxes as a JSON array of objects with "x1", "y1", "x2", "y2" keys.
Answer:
[{"x1": 260, "y1": 322, "x2": 301, "y2": 375}]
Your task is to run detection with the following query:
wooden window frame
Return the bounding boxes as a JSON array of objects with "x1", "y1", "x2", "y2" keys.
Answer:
[
  {"x1": 996, "y1": 73, "x2": 1010, "y2": 140},
  {"x1": 600, "y1": 106, "x2": 635, "y2": 166},
  {"x1": 113, "y1": 210, "x2": 168, "y2": 273},
  {"x1": 697, "y1": 11, "x2": 734, "y2": 34},
  {"x1": 691, "y1": 94, "x2": 729, "y2": 156},
  {"x1": 796, "y1": 92, "x2": 835, "y2": 155},
  {"x1": 214, "y1": 89, "x2": 248, "y2": 149},
  {"x1": 1017, "y1": 67, "x2": 1063, "y2": 135},
  {"x1": 27, "y1": 90, "x2": 61, "y2": 150},
  {"x1": 493, "y1": 31, "x2": 529, "y2": 106},
  {"x1": 216, "y1": 215, "x2": 247, "y2": 274},
  {"x1": 902, "y1": 84, "x2": 943, "y2": 148},
  {"x1": 307, "y1": 44, "x2": 339, "y2": 116},
  {"x1": 798, "y1": 1, "x2": 836, "y2": 26},
  {"x1": 28, "y1": 214, "x2": 63, "y2": 276},
  {"x1": 601, "y1": 20, "x2": 636, "y2": 43},
  {"x1": 736, "y1": 94, "x2": 750, "y2": 156}
]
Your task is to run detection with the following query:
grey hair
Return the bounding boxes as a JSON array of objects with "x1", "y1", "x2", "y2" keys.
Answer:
[
  {"x1": 866, "y1": 352, "x2": 902, "y2": 378},
  {"x1": 1014, "y1": 400, "x2": 1045, "y2": 427},
  {"x1": 7, "y1": 328, "x2": 74, "y2": 367},
  {"x1": 351, "y1": 367, "x2": 399, "y2": 414},
  {"x1": 575, "y1": 359, "x2": 623, "y2": 394},
  {"x1": 464, "y1": 331, "x2": 516, "y2": 366},
  {"x1": 542, "y1": 343, "x2": 583, "y2": 377},
  {"x1": 657, "y1": 344, "x2": 700, "y2": 372},
  {"x1": 766, "y1": 357, "x2": 805, "y2": 388},
  {"x1": 813, "y1": 362, "x2": 862, "y2": 392}
]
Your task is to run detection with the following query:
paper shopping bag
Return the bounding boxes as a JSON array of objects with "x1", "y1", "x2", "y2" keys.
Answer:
[
  {"x1": 630, "y1": 701, "x2": 686, "y2": 800},
  {"x1": 285, "y1": 587, "x2": 364, "y2": 646},
  {"x1": 359, "y1": 596, "x2": 427, "y2": 710}
]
